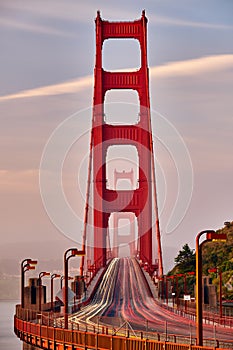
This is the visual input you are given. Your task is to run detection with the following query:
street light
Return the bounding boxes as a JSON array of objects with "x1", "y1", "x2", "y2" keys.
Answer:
[
  {"x1": 38, "y1": 271, "x2": 50, "y2": 312},
  {"x1": 166, "y1": 275, "x2": 176, "y2": 306},
  {"x1": 60, "y1": 275, "x2": 73, "y2": 289},
  {"x1": 196, "y1": 230, "x2": 226, "y2": 346},
  {"x1": 158, "y1": 276, "x2": 165, "y2": 301},
  {"x1": 175, "y1": 273, "x2": 186, "y2": 308},
  {"x1": 21, "y1": 259, "x2": 37, "y2": 308},
  {"x1": 51, "y1": 273, "x2": 61, "y2": 311},
  {"x1": 208, "y1": 267, "x2": 223, "y2": 318},
  {"x1": 64, "y1": 248, "x2": 85, "y2": 328}
]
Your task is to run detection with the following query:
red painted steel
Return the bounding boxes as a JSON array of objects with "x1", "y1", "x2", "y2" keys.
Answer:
[
  {"x1": 92, "y1": 11, "x2": 158, "y2": 268},
  {"x1": 14, "y1": 315, "x2": 229, "y2": 350},
  {"x1": 112, "y1": 213, "x2": 136, "y2": 258},
  {"x1": 112, "y1": 170, "x2": 136, "y2": 258}
]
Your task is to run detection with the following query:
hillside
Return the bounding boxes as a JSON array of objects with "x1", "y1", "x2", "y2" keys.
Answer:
[
  {"x1": 202, "y1": 221, "x2": 233, "y2": 299},
  {"x1": 168, "y1": 222, "x2": 233, "y2": 299}
]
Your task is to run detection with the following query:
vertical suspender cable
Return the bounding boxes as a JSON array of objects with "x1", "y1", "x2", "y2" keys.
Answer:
[
  {"x1": 141, "y1": 12, "x2": 163, "y2": 277},
  {"x1": 80, "y1": 127, "x2": 93, "y2": 276}
]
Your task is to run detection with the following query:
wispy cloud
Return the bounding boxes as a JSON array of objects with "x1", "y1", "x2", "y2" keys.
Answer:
[
  {"x1": 0, "y1": 75, "x2": 93, "y2": 102},
  {"x1": 0, "y1": 1, "x2": 136, "y2": 24},
  {"x1": 0, "y1": 55, "x2": 232, "y2": 102},
  {"x1": 3, "y1": 2, "x2": 232, "y2": 31},
  {"x1": 151, "y1": 54, "x2": 233, "y2": 78},
  {"x1": 0, "y1": 169, "x2": 39, "y2": 193},
  {"x1": 0, "y1": 17, "x2": 73, "y2": 37},
  {"x1": 150, "y1": 14, "x2": 233, "y2": 30}
]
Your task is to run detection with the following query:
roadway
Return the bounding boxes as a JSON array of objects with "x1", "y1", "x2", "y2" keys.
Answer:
[{"x1": 71, "y1": 257, "x2": 233, "y2": 344}]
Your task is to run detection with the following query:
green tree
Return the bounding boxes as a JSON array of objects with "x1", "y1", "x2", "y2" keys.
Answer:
[
  {"x1": 167, "y1": 244, "x2": 196, "y2": 296},
  {"x1": 174, "y1": 243, "x2": 195, "y2": 273}
]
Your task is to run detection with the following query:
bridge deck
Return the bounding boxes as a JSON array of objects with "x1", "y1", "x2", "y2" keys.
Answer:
[{"x1": 15, "y1": 258, "x2": 233, "y2": 349}]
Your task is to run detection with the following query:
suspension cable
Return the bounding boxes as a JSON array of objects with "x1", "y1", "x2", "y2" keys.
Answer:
[
  {"x1": 80, "y1": 126, "x2": 93, "y2": 276},
  {"x1": 142, "y1": 36, "x2": 163, "y2": 276}
]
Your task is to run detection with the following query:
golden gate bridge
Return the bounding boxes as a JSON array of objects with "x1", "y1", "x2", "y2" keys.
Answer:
[
  {"x1": 80, "y1": 9, "x2": 162, "y2": 277},
  {"x1": 14, "y1": 11, "x2": 233, "y2": 350}
]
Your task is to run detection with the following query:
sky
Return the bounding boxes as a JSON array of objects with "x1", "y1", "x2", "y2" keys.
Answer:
[{"x1": 0, "y1": 0, "x2": 233, "y2": 273}]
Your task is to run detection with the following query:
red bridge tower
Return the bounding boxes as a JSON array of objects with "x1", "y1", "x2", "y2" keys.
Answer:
[{"x1": 91, "y1": 11, "x2": 163, "y2": 275}]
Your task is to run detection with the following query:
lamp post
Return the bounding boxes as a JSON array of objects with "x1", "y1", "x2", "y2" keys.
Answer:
[
  {"x1": 196, "y1": 230, "x2": 226, "y2": 346},
  {"x1": 166, "y1": 275, "x2": 175, "y2": 306},
  {"x1": 38, "y1": 271, "x2": 50, "y2": 312},
  {"x1": 176, "y1": 273, "x2": 185, "y2": 308},
  {"x1": 51, "y1": 273, "x2": 60, "y2": 311},
  {"x1": 208, "y1": 267, "x2": 223, "y2": 318},
  {"x1": 21, "y1": 259, "x2": 37, "y2": 308},
  {"x1": 219, "y1": 269, "x2": 223, "y2": 318},
  {"x1": 170, "y1": 276, "x2": 175, "y2": 307},
  {"x1": 60, "y1": 275, "x2": 73, "y2": 289},
  {"x1": 165, "y1": 276, "x2": 168, "y2": 304},
  {"x1": 60, "y1": 275, "x2": 65, "y2": 289},
  {"x1": 158, "y1": 276, "x2": 165, "y2": 301},
  {"x1": 64, "y1": 248, "x2": 85, "y2": 328},
  {"x1": 175, "y1": 275, "x2": 179, "y2": 308}
]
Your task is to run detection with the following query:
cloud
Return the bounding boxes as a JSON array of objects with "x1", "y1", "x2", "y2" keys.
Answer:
[
  {"x1": 150, "y1": 14, "x2": 233, "y2": 30},
  {"x1": 151, "y1": 54, "x2": 233, "y2": 78},
  {"x1": 0, "y1": 55, "x2": 232, "y2": 102},
  {"x1": 3, "y1": 2, "x2": 233, "y2": 30},
  {"x1": 0, "y1": 1, "x2": 136, "y2": 24},
  {"x1": 0, "y1": 169, "x2": 39, "y2": 194},
  {"x1": 0, "y1": 17, "x2": 73, "y2": 37},
  {"x1": 0, "y1": 75, "x2": 93, "y2": 102}
]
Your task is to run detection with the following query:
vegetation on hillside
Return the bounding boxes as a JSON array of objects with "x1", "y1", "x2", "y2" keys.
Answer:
[
  {"x1": 202, "y1": 222, "x2": 233, "y2": 300},
  {"x1": 167, "y1": 222, "x2": 233, "y2": 299},
  {"x1": 167, "y1": 243, "x2": 196, "y2": 297}
]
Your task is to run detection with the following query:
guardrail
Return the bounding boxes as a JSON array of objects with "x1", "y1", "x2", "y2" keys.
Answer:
[
  {"x1": 157, "y1": 300, "x2": 233, "y2": 328},
  {"x1": 15, "y1": 305, "x2": 233, "y2": 350},
  {"x1": 144, "y1": 269, "x2": 233, "y2": 329}
]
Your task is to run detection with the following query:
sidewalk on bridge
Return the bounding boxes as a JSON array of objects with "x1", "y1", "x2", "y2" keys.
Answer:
[
  {"x1": 84, "y1": 268, "x2": 105, "y2": 301},
  {"x1": 142, "y1": 269, "x2": 159, "y2": 299}
]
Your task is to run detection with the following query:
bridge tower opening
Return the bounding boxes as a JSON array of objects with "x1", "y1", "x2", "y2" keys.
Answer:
[
  {"x1": 111, "y1": 169, "x2": 137, "y2": 258},
  {"x1": 89, "y1": 10, "x2": 163, "y2": 275}
]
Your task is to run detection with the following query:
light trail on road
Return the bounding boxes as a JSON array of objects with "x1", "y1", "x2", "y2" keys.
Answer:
[
  {"x1": 71, "y1": 257, "x2": 233, "y2": 343},
  {"x1": 70, "y1": 258, "x2": 120, "y2": 326}
]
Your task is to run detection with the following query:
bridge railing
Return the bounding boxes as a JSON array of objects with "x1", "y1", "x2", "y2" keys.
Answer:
[
  {"x1": 144, "y1": 269, "x2": 233, "y2": 329},
  {"x1": 156, "y1": 299, "x2": 233, "y2": 329},
  {"x1": 15, "y1": 305, "x2": 233, "y2": 349},
  {"x1": 86, "y1": 255, "x2": 108, "y2": 287}
]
